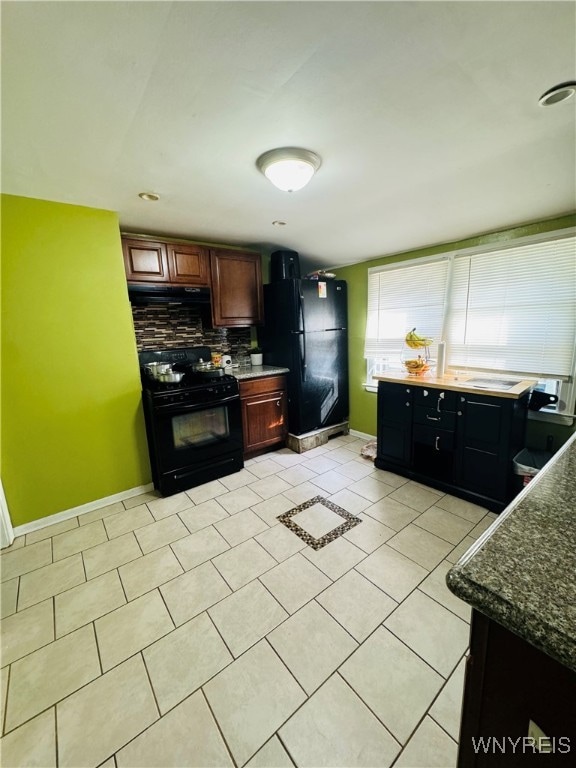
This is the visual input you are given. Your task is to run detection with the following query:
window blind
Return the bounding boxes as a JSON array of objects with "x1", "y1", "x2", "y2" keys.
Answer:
[
  {"x1": 364, "y1": 258, "x2": 449, "y2": 359},
  {"x1": 446, "y1": 237, "x2": 576, "y2": 377}
]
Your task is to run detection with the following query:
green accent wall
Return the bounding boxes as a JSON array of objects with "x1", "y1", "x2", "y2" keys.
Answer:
[
  {"x1": 334, "y1": 214, "x2": 576, "y2": 450},
  {"x1": 1, "y1": 195, "x2": 150, "y2": 526}
]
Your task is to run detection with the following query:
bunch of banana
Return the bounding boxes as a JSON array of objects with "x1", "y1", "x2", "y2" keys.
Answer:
[{"x1": 405, "y1": 328, "x2": 433, "y2": 348}]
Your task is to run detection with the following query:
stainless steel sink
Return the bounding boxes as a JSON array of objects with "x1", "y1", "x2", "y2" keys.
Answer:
[{"x1": 467, "y1": 378, "x2": 521, "y2": 391}]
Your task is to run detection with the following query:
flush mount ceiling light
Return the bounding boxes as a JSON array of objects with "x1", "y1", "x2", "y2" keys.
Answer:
[
  {"x1": 538, "y1": 81, "x2": 576, "y2": 107},
  {"x1": 138, "y1": 192, "x2": 160, "y2": 201},
  {"x1": 256, "y1": 148, "x2": 321, "y2": 192}
]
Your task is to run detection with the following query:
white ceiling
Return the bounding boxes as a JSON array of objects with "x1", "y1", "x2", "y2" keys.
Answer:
[{"x1": 2, "y1": 1, "x2": 575, "y2": 272}]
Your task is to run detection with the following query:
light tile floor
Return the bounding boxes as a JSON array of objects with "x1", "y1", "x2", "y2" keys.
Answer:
[{"x1": 0, "y1": 435, "x2": 497, "y2": 767}]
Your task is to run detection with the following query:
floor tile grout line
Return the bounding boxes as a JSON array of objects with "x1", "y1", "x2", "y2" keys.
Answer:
[
  {"x1": 1, "y1": 668, "x2": 104, "y2": 741},
  {"x1": 89, "y1": 656, "x2": 163, "y2": 765},
  {"x1": 3, "y1": 461, "x2": 483, "y2": 764},
  {"x1": 417, "y1": 584, "x2": 472, "y2": 625},
  {"x1": 336, "y1": 670, "x2": 404, "y2": 749},
  {"x1": 1, "y1": 664, "x2": 12, "y2": 737},
  {"x1": 51, "y1": 595, "x2": 57, "y2": 646},
  {"x1": 54, "y1": 703, "x2": 60, "y2": 767},
  {"x1": 116, "y1": 567, "x2": 129, "y2": 604},
  {"x1": 139, "y1": 650, "x2": 162, "y2": 720},
  {"x1": 427, "y1": 710, "x2": 461, "y2": 745},
  {"x1": 274, "y1": 731, "x2": 299, "y2": 768},
  {"x1": 412, "y1": 519, "x2": 476, "y2": 547},
  {"x1": 204, "y1": 610, "x2": 235, "y2": 663},
  {"x1": 200, "y1": 687, "x2": 239, "y2": 768},
  {"x1": 347, "y1": 566, "x2": 466, "y2": 679},
  {"x1": 383, "y1": 614, "x2": 467, "y2": 682},
  {"x1": 388, "y1": 658, "x2": 464, "y2": 768},
  {"x1": 92, "y1": 621, "x2": 104, "y2": 676}
]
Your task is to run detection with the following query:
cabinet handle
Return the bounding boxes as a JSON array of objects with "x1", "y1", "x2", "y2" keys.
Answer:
[
  {"x1": 437, "y1": 394, "x2": 444, "y2": 412},
  {"x1": 458, "y1": 411, "x2": 463, "y2": 416},
  {"x1": 435, "y1": 436, "x2": 440, "y2": 451},
  {"x1": 406, "y1": 402, "x2": 410, "y2": 407},
  {"x1": 276, "y1": 400, "x2": 281, "y2": 407},
  {"x1": 406, "y1": 388, "x2": 411, "y2": 393},
  {"x1": 426, "y1": 415, "x2": 441, "y2": 421}
]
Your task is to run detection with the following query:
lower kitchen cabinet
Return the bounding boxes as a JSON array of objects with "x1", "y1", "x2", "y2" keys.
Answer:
[
  {"x1": 457, "y1": 611, "x2": 576, "y2": 767},
  {"x1": 239, "y1": 375, "x2": 288, "y2": 457},
  {"x1": 376, "y1": 381, "x2": 413, "y2": 466},
  {"x1": 375, "y1": 381, "x2": 528, "y2": 511}
]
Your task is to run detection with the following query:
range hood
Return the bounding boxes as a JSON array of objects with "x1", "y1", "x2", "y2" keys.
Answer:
[{"x1": 128, "y1": 284, "x2": 211, "y2": 305}]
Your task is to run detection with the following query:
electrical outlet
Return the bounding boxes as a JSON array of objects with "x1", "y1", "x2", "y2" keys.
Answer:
[{"x1": 528, "y1": 719, "x2": 551, "y2": 752}]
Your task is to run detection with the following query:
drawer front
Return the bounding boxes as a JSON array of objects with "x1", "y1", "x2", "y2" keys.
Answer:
[
  {"x1": 414, "y1": 405, "x2": 456, "y2": 432},
  {"x1": 239, "y1": 375, "x2": 286, "y2": 398},
  {"x1": 414, "y1": 387, "x2": 457, "y2": 412},
  {"x1": 413, "y1": 424, "x2": 455, "y2": 451}
]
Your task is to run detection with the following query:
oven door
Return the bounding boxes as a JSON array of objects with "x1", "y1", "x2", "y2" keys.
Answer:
[{"x1": 145, "y1": 393, "x2": 244, "y2": 494}]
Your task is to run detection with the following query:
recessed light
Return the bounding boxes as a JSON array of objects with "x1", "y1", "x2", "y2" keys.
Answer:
[
  {"x1": 538, "y1": 81, "x2": 576, "y2": 107},
  {"x1": 272, "y1": 220, "x2": 287, "y2": 227},
  {"x1": 138, "y1": 192, "x2": 160, "y2": 201}
]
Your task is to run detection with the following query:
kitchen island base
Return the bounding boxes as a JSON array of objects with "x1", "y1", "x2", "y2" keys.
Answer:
[
  {"x1": 374, "y1": 377, "x2": 530, "y2": 513},
  {"x1": 457, "y1": 610, "x2": 576, "y2": 767}
]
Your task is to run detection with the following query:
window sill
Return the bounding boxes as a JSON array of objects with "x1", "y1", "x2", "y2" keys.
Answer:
[
  {"x1": 364, "y1": 384, "x2": 378, "y2": 393},
  {"x1": 527, "y1": 410, "x2": 575, "y2": 427}
]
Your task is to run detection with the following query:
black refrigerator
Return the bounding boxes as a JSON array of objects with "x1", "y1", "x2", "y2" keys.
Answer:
[{"x1": 259, "y1": 279, "x2": 349, "y2": 435}]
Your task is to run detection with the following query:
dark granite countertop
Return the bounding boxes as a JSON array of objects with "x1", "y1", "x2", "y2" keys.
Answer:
[
  {"x1": 447, "y1": 430, "x2": 576, "y2": 672},
  {"x1": 231, "y1": 364, "x2": 289, "y2": 381}
]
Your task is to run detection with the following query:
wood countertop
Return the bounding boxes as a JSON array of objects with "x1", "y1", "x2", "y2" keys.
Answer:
[{"x1": 373, "y1": 371, "x2": 535, "y2": 399}]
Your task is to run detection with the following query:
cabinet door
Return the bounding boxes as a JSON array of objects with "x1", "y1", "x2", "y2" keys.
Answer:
[
  {"x1": 241, "y1": 389, "x2": 287, "y2": 454},
  {"x1": 210, "y1": 249, "x2": 264, "y2": 326},
  {"x1": 461, "y1": 397, "x2": 504, "y2": 447},
  {"x1": 122, "y1": 238, "x2": 169, "y2": 282},
  {"x1": 378, "y1": 382, "x2": 413, "y2": 424},
  {"x1": 166, "y1": 243, "x2": 210, "y2": 285},
  {"x1": 456, "y1": 394, "x2": 509, "y2": 501},
  {"x1": 377, "y1": 382, "x2": 413, "y2": 466}
]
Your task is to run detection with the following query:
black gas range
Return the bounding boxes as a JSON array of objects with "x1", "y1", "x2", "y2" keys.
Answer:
[{"x1": 138, "y1": 346, "x2": 243, "y2": 496}]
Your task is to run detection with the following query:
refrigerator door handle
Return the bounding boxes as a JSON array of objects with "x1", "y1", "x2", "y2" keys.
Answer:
[{"x1": 298, "y1": 290, "x2": 307, "y2": 381}]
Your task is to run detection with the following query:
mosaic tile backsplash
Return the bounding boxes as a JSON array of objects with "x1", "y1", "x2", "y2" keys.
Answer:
[{"x1": 131, "y1": 303, "x2": 252, "y2": 357}]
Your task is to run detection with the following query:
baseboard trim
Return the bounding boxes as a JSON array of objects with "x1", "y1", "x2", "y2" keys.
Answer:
[
  {"x1": 349, "y1": 429, "x2": 376, "y2": 441},
  {"x1": 12, "y1": 483, "x2": 155, "y2": 539},
  {"x1": 0, "y1": 479, "x2": 15, "y2": 548}
]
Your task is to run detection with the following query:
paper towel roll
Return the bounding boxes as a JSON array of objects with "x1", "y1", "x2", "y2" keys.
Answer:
[{"x1": 437, "y1": 341, "x2": 446, "y2": 377}]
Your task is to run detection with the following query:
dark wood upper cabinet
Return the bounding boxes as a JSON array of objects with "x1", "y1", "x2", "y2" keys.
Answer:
[
  {"x1": 210, "y1": 248, "x2": 264, "y2": 327},
  {"x1": 122, "y1": 234, "x2": 264, "y2": 327},
  {"x1": 122, "y1": 238, "x2": 169, "y2": 282},
  {"x1": 166, "y1": 243, "x2": 210, "y2": 286}
]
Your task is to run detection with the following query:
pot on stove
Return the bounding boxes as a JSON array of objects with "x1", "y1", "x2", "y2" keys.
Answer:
[
  {"x1": 145, "y1": 362, "x2": 171, "y2": 378},
  {"x1": 158, "y1": 371, "x2": 185, "y2": 383}
]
